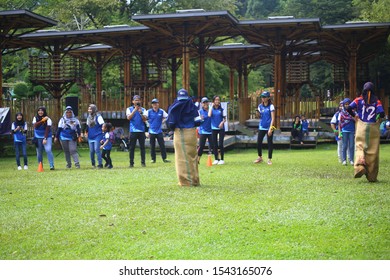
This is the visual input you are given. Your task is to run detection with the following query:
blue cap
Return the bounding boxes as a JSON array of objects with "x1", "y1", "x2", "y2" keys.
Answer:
[
  {"x1": 260, "y1": 91, "x2": 270, "y2": 98},
  {"x1": 151, "y1": 98, "x2": 159, "y2": 103},
  {"x1": 177, "y1": 89, "x2": 189, "y2": 100},
  {"x1": 342, "y1": 98, "x2": 351, "y2": 104},
  {"x1": 133, "y1": 95, "x2": 141, "y2": 100},
  {"x1": 65, "y1": 106, "x2": 73, "y2": 111},
  {"x1": 363, "y1": 82, "x2": 374, "y2": 91},
  {"x1": 201, "y1": 97, "x2": 209, "y2": 103}
]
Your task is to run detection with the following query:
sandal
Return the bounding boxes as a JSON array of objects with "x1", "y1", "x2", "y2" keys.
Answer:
[{"x1": 253, "y1": 157, "x2": 263, "y2": 163}]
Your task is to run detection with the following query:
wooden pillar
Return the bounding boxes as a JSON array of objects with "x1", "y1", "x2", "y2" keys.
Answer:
[
  {"x1": 229, "y1": 68, "x2": 235, "y2": 100},
  {"x1": 348, "y1": 48, "x2": 358, "y2": 99},
  {"x1": 198, "y1": 37, "x2": 205, "y2": 98},
  {"x1": 52, "y1": 45, "x2": 62, "y2": 124},
  {"x1": 96, "y1": 52, "x2": 102, "y2": 110},
  {"x1": 182, "y1": 23, "x2": 190, "y2": 91},
  {"x1": 273, "y1": 43, "x2": 285, "y2": 129},
  {"x1": 243, "y1": 63, "x2": 249, "y2": 98},
  {"x1": 123, "y1": 46, "x2": 132, "y2": 108},
  {"x1": 171, "y1": 57, "x2": 178, "y2": 102},
  {"x1": 237, "y1": 61, "x2": 243, "y2": 99}
]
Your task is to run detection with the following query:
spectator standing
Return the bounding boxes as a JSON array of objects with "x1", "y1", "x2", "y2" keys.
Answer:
[
  {"x1": 126, "y1": 95, "x2": 147, "y2": 168},
  {"x1": 330, "y1": 102, "x2": 344, "y2": 163},
  {"x1": 100, "y1": 122, "x2": 113, "y2": 169},
  {"x1": 86, "y1": 104, "x2": 104, "y2": 168},
  {"x1": 339, "y1": 98, "x2": 355, "y2": 166},
  {"x1": 197, "y1": 97, "x2": 213, "y2": 162},
  {"x1": 208, "y1": 95, "x2": 226, "y2": 165},
  {"x1": 55, "y1": 106, "x2": 81, "y2": 169},
  {"x1": 11, "y1": 112, "x2": 28, "y2": 170},
  {"x1": 32, "y1": 106, "x2": 54, "y2": 170},
  {"x1": 147, "y1": 98, "x2": 170, "y2": 163},
  {"x1": 253, "y1": 91, "x2": 275, "y2": 165}
]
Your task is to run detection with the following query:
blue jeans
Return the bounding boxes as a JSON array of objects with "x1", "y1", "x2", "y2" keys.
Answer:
[
  {"x1": 342, "y1": 131, "x2": 355, "y2": 162},
  {"x1": 15, "y1": 141, "x2": 28, "y2": 166},
  {"x1": 88, "y1": 139, "x2": 102, "y2": 166},
  {"x1": 36, "y1": 137, "x2": 54, "y2": 168}
]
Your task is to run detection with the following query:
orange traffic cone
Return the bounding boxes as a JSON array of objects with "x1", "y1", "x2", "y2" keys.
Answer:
[
  {"x1": 207, "y1": 154, "x2": 212, "y2": 167},
  {"x1": 37, "y1": 162, "x2": 44, "y2": 172}
]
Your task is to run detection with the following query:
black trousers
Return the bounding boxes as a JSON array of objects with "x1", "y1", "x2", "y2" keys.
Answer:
[
  {"x1": 129, "y1": 132, "x2": 146, "y2": 165},
  {"x1": 212, "y1": 129, "x2": 225, "y2": 161},
  {"x1": 102, "y1": 149, "x2": 112, "y2": 166},
  {"x1": 198, "y1": 133, "x2": 213, "y2": 157},
  {"x1": 257, "y1": 129, "x2": 274, "y2": 159},
  {"x1": 149, "y1": 133, "x2": 167, "y2": 161}
]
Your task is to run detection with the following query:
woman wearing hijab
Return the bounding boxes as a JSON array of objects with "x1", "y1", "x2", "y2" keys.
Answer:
[
  {"x1": 55, "y1": 106, "x2": 81, "y2": 168},
  {"x1": 32, "y1": 106, "x2": 55, "y2": 170},
  {"x1": 11, "y1": 112, "x2": 28, "y2": 170},
  {"x1": 86, "y1": 104, "x2": 105, "y2": 168}
]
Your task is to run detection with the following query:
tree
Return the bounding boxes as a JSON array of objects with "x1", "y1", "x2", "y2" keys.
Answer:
[
  {"x1": 13, "y1": 82, "x2": 29, "y2": 99},
  {"x1": 245, "y1": 0, "x2": 280, "y2": 19}
]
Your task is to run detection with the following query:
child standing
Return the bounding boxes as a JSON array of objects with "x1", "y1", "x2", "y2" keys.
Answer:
[
  {"x1": 11, "y1": 112, "x2": 28, "y2": 170},
  {"x1": 208, "y1": 95, "x2": 226, "y2": 165},
  {"x1": 100, "y1": 122, "x2": 113, "y2": 169}
]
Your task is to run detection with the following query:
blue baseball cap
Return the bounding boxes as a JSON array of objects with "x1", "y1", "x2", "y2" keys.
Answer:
[
  {"x1": 260, "y1": 91, "x2": 270, "y2": 98},
  {"x1": 133, "y1": 95, "x2": 141, "y2": 100},
  {"x1": 151, "y1": 98, "x2": 159, "y2": 103},
  {"x1": 177, "y1": 89, "x2": 189, "y2": 100},
  {"x1": 201, "y1": 97, "x2": 209, "y2": 103}
]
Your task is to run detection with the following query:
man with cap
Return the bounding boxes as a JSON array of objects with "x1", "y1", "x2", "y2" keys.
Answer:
[
  {"x1": 167, "y1": 89, "x2": 200, "y2": 186},
  {"x1": 126, "y1": 95, "x2": 147, "y2": 167},
  {"x1": 348, "y1": 82, "x2": 385, "y2": 182},
  {"x1": 146, "y1": 98, "x2": 170, "y2": 163},
  {"x1": 55, "y1": 106, "x2": 81, "y2": 168},
  {"x1": 330, "y1": 101, "x2": 344, "y2": 163}
]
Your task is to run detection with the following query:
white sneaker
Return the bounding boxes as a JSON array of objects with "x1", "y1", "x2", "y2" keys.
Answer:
[
  {"x1": 212, "y1": 160, "x2": 219, "y2": 165},
  {"x1": 24, "y1": 165, "x2": 28, "y2": 170},
  {"x1": 350, "y1": 161, "x2": 354, "y2": 165},
  {"x1": 218, "y1": 160, "x2": 225, "y2": 165},
  {"x1": 342, "y1": 161, "x2": 347, "y2": 166},
  {"x1": 17, "y1": 166, "x2": 22, "y2": 170}
]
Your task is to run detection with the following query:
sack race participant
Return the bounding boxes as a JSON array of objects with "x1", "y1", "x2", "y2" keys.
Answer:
[
  {"x1": 348, "y1": 82, "x2": 385, "y2": 182},
  {"x1": 167, "y1": 89, "x2": 200, "y2": 186}
]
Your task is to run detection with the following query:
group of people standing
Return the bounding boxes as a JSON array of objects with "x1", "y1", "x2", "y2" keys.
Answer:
[{"x1": 11, "y1": 82, "x2": 385, "y2": 184}]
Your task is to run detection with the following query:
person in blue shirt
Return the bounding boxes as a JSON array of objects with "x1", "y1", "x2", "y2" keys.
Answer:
[
  {"x1": 11, "y1": 112, "x2": 28, "y2": 170},
  {"x1": 330, "y1": 102, "x2": 344, "y2": 163},
  {"x1": 33, "y1": 106, "x2": 55, "y2": 170},
  {"x1": 86, "y1": 104, "x2": 104, "y2": 168},
  {"x1": 197, "y1": 97, "x2": 213, "y2": 162},
  {"x1": 126, "y1": 95, "x2": 147, "y2": 167},
  {"x1": 301, "y1": 114, "x2": 309, "y2": 136},
  {"x1": 147, "y1": 98, "x2": 170, "y2": 163},
  {"x1": 208, "y1": 95, "x2": 226, "y2": 165},
  {"x1": 339, "y1": 98, "x2": 355, "y2": 166},
  {"x1": 167, "y1": 88, "x2": 200, "y2": 186},
  {"x1": 55, "y1": 106, "x2": 81, "y2": 169},
  {"x1": 254, "y1": 91, "x2": 275, "y2": 165},
  {"x1": 100, "y1": 122, "x2": 113, "y2": 169}
]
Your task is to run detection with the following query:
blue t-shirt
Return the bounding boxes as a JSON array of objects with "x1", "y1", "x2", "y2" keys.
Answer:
[
  {"x1": 87, "y1": 115, "x2": 104, "y2": 141},
  {"x1": 339, "y1": 110, "x2": 355, "y2": 133},
  {"x1": 210, "y1": 106, "x2": 225, "y2": 130},
  {"x1": 33, "y1": 117, "x2": 53, "y2": 139},
  {"x1": 147, "y1": 108, "x2": 167, "y2": 134},
  {"x1": 11, "y1": 122, "x2": 27, "y2": 143},
  {"x1": 301, "y1": 119, "x2": 309, "y2": 131},
  {"x1": 258, "y1": 103, "x2": 275, "y2": 130},
  {"x1": 349, "y1": 96, "x2": 384, "y2": 123},
  {"x1": 127, "y1": 106, "x2": 146, "y2": 132},
  {"x1": 102, "y1": 132, "x2": 112, "y2": 151},
  {"x1": 199, "y1": 108, "x2": 212, "y2": 134}
]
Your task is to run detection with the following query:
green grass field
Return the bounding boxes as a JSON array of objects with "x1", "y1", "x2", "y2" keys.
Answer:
[{"x1": 1, "y1": 144, "x2": 389, "y2": 260}]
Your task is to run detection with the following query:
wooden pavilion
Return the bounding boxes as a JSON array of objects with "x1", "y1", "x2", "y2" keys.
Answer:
[{"x1": 2, "y1": 9, "x2": 390, "y2": 128}]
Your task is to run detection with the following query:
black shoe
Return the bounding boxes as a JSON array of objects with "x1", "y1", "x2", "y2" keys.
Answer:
[
  {"x1": 141, "y1": 163, "x2": 146, "y2": 167},
  {"x1": 50, "y1": 166, "x2": 55, "y2": 170},
  {"x1": 108, "y1": 165, "x2": 113, "y2": 169},
  {"x1": 150, "y1": 160, "x2": 156, "y2": 163},
  {"x1": 163, "y1": 159, "x2": 171, "y2": 163},
  {"x1": 97, "y1": 164, "x2": 103, "y2": 168},
  {"x1": 104, "y1": 163, "x2": 109, "y2": 167},
  {"x1": 129, "y1": 164, "x2": 134, "y2": 168}
]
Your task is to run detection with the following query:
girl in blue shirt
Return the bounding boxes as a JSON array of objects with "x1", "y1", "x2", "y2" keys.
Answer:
[
  {"x1": 198, "y1": 97, "x2": 213, "y2": 161},
  {"x1": 339, "y1": 98, "x2": 355, "y2": 166},
  {"x1": 100, "y1": 122, "x2": 113, "y2": 169},
  {"x1": 208, "y1": 95, "x2": 226, "y2": 165},
  {"x1": 11, "y1": 112, "x2": 28, "y2": 170},
  {"x1": 254, "y1": 91, "x2": 275, "y2": 165}
]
